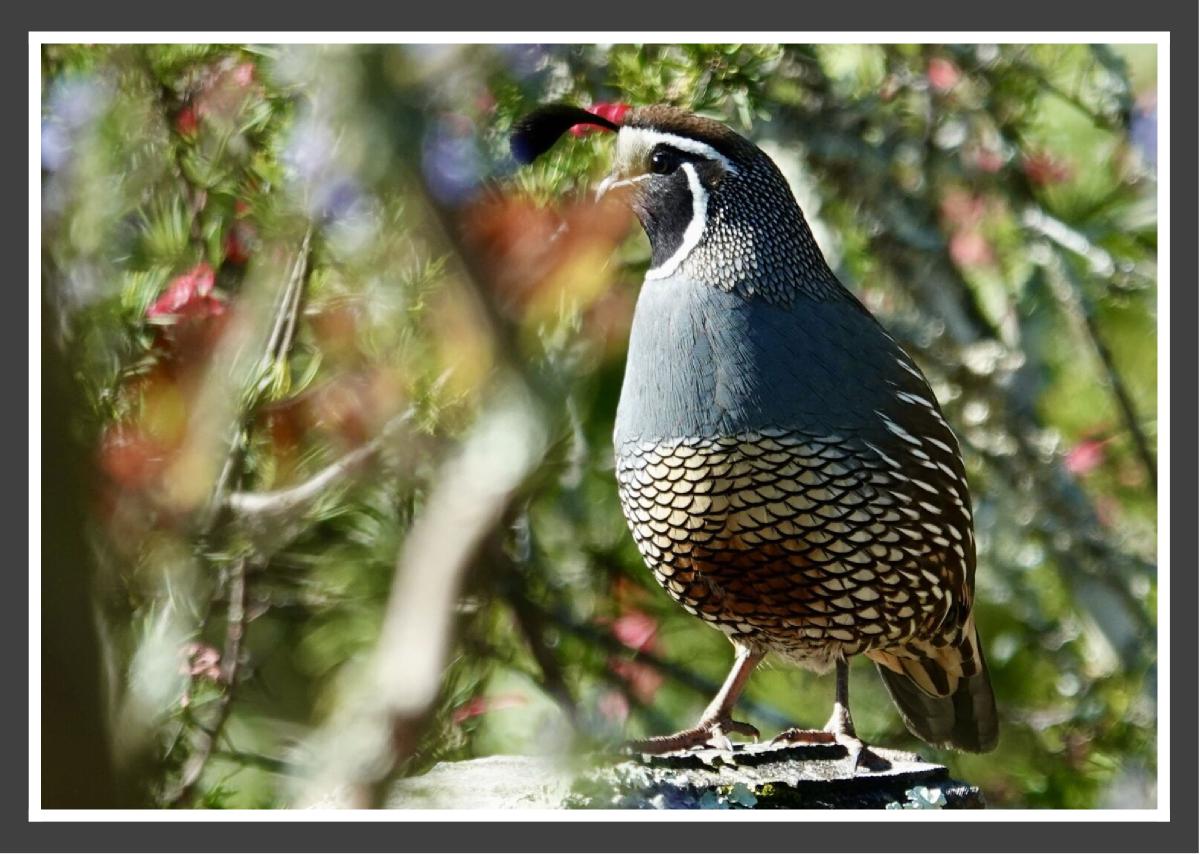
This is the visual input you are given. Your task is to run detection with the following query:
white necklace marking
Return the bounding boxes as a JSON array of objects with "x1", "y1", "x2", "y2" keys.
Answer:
[{"x1": 645, "y1": 162, "x2": 707, "y2": 280}]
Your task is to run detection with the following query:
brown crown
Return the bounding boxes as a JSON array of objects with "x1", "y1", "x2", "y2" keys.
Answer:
[{"x1": 623, "y1": 105, "x2": 759, "y2": 163}]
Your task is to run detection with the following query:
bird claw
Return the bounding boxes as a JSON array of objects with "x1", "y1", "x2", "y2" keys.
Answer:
[
  {"x1": 769, "y1": 727, "x2": 836, "y2": 746},
  {"x1": 769, "y1": 727, "x2": 891, "y2": 771},
  {"x1": 625, "y1": 717, "x2": 759, "y2": 755}
]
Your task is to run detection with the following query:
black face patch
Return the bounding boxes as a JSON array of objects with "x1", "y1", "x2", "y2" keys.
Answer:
[{"x1": 634, "y1": 167, "x2": 696, "y2": 270}]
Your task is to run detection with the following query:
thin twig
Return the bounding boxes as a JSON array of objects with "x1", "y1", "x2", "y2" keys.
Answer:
[
  {"x1": 198, "y1": 228, "x2": 315, "y2": 535},
  {"x1": 1022, "y1": 208, "x2": 1157, "y2": 491},
  {"x1": 166, "y1": 559, "x2": 248, "y2": 807},
  {"x1": 226, "y1": 407, "x2": 415, "y2": 523},
  {"x1": 528, "y1": 598, "x2": 795, "y2": 730},
  {"x1": 214, "y1": 748, "x2": 291, "y2": 776},
  {"x1": 498, "y1": 552, "x2": 582, "y2": 729}
]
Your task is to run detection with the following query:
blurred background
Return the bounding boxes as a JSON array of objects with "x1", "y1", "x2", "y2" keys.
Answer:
[{"x1": 40, "y1": 42, "x2": 1158, "y2": 810}]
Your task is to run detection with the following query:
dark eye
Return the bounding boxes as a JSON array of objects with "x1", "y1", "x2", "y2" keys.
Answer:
[{"x1": 649, "y1": 145, "x2": 682, "y2": 175}]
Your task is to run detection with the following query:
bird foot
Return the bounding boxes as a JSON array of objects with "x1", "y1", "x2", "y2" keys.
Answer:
[
  {"x1": 624, "y1": 717, "x2": 760, "y2": 755},
  {"x1": 769, "y1": 727, "x2": 891, "y2": 772}
]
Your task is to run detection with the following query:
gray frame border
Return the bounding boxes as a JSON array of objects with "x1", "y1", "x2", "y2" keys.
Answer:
[{"x1": 19, "y1": 1, "x2": 1195, "y2": 851}]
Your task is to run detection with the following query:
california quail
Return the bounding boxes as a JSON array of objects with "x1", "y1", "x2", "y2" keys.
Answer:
[{"x1": 512, "y1": 104, "x2": 999, "y2": 761}]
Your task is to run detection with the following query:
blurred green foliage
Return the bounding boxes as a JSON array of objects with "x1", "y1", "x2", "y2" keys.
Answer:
[{"x1": 41, "y1": 42, "x2": 1157, "y2": 809}]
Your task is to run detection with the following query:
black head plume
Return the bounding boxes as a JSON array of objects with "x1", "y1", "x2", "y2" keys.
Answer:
[{"x1": 510, "y1": 104, "x2": 620, "y2": 165}]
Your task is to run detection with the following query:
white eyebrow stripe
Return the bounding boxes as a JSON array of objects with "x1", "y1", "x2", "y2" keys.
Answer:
[
  {"x1": 645, "y1": 162, "x2": 707, "y2": 280},
  {"x1": 620, "y1": 127, "x2": 739, "y2": 174}
]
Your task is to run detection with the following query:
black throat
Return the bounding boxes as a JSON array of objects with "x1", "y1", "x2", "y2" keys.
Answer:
[{"x1": 634, "y1": 167, "x2": 697, "y2": 271}]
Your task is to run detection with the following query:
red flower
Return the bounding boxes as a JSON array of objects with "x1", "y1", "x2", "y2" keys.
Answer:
[
  {"x1": 98, "y1": 423, "x2": 169, "y2": 490},
  {"x1": 570, "y1": 102, "x2": 631, "y2": 137},
  {"x1": 147, "y1": 262, "x2": 221, "y2": 320},
  {"x1": 927, "y1": 57, "x2": 961, "y2": 93},
  {"x1": 224, "y1": 221, "x2": 255, "y2": 265},
  {"x1": 175, "y1": 104, "x2": 199, "y2": 137},
  {"x1": 1022, "y1": 150, "x2": 1074, "y2": 186}
]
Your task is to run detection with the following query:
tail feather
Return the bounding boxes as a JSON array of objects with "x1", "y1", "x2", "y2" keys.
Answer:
[{"x1": 868, "y1": 621, "x2": 999, "y2": 753}]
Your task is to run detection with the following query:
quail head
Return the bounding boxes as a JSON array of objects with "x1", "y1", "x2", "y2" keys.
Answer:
[{"x1": 512, "y1": 104, "x2": 999, "y2": 760}]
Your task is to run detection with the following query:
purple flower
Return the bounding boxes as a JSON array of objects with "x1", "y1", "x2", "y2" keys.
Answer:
[
  {"x1": 1130, "y1": 98, "x2": 1157, "y2": 170},
  {"x1": 421, "y1": 116, "x2": 483, "y2": 205},
  {"x1": 41, "y1": 75, "x2": 110, "y2": 172}
]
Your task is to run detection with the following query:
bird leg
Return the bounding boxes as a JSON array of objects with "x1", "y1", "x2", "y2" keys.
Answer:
[
  {"x1": 625, "y1": 646, "x2": 763, "y2": 754},
  {"x1": 770, "y1": 659, "x2": 891, "y2": 771}
]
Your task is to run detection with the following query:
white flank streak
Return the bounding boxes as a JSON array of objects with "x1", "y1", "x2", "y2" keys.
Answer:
[
  {"x1": 911, "y1": 478, "x2": 940, "y2": 496},
  {"x1": 926, "y1": 435, "x2": 955, "y2": 455},
  {"x1": 877, "y1": 412, "x2": 923, "y2": 447},
  {"x1": 646, "y1": 162, "x2": 707, "y2": 281},
  {"x1": 896, "y1": 357, "x2": 924, "y2": 379},
  {"x1": 897, "y1": 390, "x2": 936, "y2": 409},
  {"x1": 862, "y1": 440, "x2": 901, "y2": 470}
]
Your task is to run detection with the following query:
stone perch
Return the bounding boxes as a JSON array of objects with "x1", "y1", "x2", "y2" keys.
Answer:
[{"x1": 386, "y1": 742, "x2": 985, "y2": 810}]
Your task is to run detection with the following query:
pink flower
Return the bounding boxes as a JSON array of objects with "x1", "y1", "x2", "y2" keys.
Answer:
[
  {"x1": 927, "y1": 57, "x2": 960, "y2": 93},
  {"x1": 147, "y1": 262, "x2": 222, "y2": 320},
  {"x1": 569, "y1": 102, "x2": 631, "y2": 137},
  {"x1": 180, "y1": 641, "x2": 222, "y2": 681},
  {"x1": 451, "y1": 693, "x2": 527, "y2": 725},
  {"x1": 611, "y1": 609, "x2": 658, "y2": 652},
  {"x1": 949, "y1": 231, "x2": 995, "y2": 269},
  {"x1": 232, "y1": 62, "x2": 255, "y2": 88},
  {"x1": 972, "y1": 148, "x2": 1004, "y2": 173},
  {"x1": 597, "y1": 690, "x2": 630, "y2": 724},
  {"x1": 940, "y1": 189, "x2": 988, "y2": 227},
  {"x1": 609, "y1": 657, "x2": 663, "y2": 703},
  {"x1": 1065, "y1": 439, "x2": 1106, "y2": 475}
]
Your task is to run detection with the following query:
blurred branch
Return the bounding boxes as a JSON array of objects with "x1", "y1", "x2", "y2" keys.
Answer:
[
  {"x1": 226, "y1": 407, "x2": 416, "y2": 528},
  {"x1": 501, "y1": 556, "x2": 582, "y2": 730},
  {"x1": 522, "y1": 596, "x2": 794, "y2": 730},
  {"x1": 290, "y1": 62, "x2": 576, "y2": 808},
  {"x1": 1021, "y1": 206, "x2": 1117, "y2": 277},
  {"x1": 1022, "y1": 208, "x2": 1157, "y2": 492},
  {"x1": 165, "y1": 558, "x2": 248, "y2": 807},
  {"x1": 293, "y1": 387, "x2": 546, "y2": 808},
  {"x1": 215, "y1": 748, "x2": 290, "y2": 776}
]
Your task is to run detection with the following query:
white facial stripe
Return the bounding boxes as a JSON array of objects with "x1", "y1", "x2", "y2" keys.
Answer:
[
  {"x1": 645, "y1": 162, "x2": 706, "y2": 280},
  {"x1": 620, "y1": 127, "x2": 739, "y2": 175}
]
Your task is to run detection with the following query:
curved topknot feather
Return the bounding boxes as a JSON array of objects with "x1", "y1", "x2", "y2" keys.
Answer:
[{"x1": 510, "y1": 104, "x2": 621, "y2": 164}]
